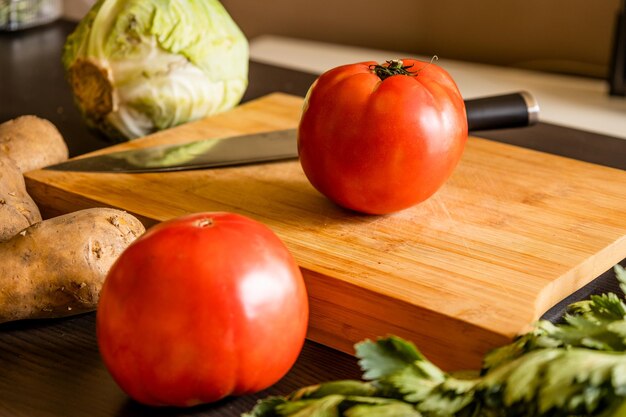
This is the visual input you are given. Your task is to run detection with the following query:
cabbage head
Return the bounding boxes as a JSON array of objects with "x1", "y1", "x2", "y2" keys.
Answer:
[{"x1": 62, "y1": 0, "x2": 248, "y2": 141}]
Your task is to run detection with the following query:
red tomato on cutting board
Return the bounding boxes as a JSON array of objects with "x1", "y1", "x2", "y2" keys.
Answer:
[
  {"x1": 96, "y1": 212, "x2": 309, "y2": 407},
  {"x1": 298, "y1": 58, "x2": 468, "y2": 214}
]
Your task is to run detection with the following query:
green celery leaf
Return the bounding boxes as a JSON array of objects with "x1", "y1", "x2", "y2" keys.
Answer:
[
  {"x1": 277, "y1": 395, "x2": 419, "y2": 417},
  {"x1": 243, "y1": 396, "x2": 288, "y2": 417},
  {"x1": 344, "y1": 401, "x2": 421, "y2": 417},
  {"x1": 612, "y1": 362, "x2": 626, "y2": 396},
  {"x1": 356, "y1": 336, "x2": 427, "y2": 381},
  {"x1": 615, "y1": 264, "x2": 626, "y2": 296},
  {"x1": 481, "y1": 328, "x2": 543, "y2": 373},
  {"x1": 483, "y1": 282, "x2": 626, "y2": 373},
  {"x1": 289, "y1": 381, "x2": 377, "y2": 400},
  {"x1": 538, "y1": 349, "x2": 626, "y2": 414},
  {"x1": 416, "y1": 378, "x2": 478, "y2": 417},
  {"x1": 386, "y1": 365, "x2": 442, "y2": 403},
  {"x1": 597, "y1": 397, "x2": 626, "y2": 417},
  {"x1": 481, "y1": 349, "x2": 562, "y2": 407},
  {"x1": 570, "y1": 292, "x2": 626, "y2": 321},
  {"x1": 276, "y1": 395, "x2": 344, "y2": 417}
]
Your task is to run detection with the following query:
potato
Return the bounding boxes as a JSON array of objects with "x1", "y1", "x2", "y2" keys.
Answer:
[
  {"x1": 0, "y1": 155, "x2": 42, "y2": 241},
  {"x1": 0, "y1": 208, "x2": 145, "y2": 323},
  {"x1": 0, "y1": 115, "x2": 69, "y2": 173}
]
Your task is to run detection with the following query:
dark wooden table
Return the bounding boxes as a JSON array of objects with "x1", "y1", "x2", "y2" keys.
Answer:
[{"x1": 1, "y1": 19, "x2": 625, "y2": 417}]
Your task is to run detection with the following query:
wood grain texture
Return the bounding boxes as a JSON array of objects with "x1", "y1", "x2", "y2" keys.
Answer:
[{"x1": 24, "y1": 93, "x2": 626, "y2": 370}]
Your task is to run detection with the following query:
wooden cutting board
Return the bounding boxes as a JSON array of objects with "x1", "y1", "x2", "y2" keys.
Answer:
[{"x1": 24, "y1": 93, "x2": 626, "y2": 370}]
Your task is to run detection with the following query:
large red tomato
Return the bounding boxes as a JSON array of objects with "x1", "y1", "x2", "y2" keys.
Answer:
[
  {"x1": 298, "y1": 58, "x2": 468, "y2": 214},
  {"x1": 96, "y1": 212, "x2": 309, "y2": 407}
]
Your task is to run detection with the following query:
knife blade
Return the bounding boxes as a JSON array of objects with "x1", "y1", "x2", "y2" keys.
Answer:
[{"x1": 46, "y1": 91, "x2": 539, "y2": 173}]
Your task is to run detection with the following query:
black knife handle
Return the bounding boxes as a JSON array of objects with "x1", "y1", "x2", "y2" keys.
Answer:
[{"x1": 465, "y1": 91, "x2": 540, "y2": 131}]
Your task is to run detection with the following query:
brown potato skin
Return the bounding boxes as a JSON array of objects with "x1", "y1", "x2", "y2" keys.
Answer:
[
  {"x1": 0, "y1": 115, "x2": 69, "y2": 173},
  {"x1": 0, "y1": 156, "x2": 42, "y2": 241},
  {"x1": 0, "y1": 208, "x2": 145, "y2": 323}
]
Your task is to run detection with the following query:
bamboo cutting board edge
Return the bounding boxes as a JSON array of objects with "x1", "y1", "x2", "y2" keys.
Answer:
[
  {"x1": 23, "y1": 93, "x2": 626, "y2": 369},
  {"x1": 23, "y1": 144, "x2": 626, "y2": 354},
  {"x1": 21, "y1": 164, "x2": 626, "y2": 369}
]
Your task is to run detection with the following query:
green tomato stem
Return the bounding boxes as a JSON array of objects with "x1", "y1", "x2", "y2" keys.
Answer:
[{"x1": 370, "y1": 57, "x2": 438, "y2": 81}]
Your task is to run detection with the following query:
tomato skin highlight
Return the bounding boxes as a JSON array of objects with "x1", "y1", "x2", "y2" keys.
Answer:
[
  {"x1": 96, "y1": 212, "x2": 309, "y2": 407},
  {"x1": 298, "y1": 59, "x2": 468, "y2": 215}
]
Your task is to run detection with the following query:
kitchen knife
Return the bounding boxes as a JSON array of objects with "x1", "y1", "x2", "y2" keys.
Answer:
[{"x1": 46, "y1": 91, "x2": 539, "y2": 173}]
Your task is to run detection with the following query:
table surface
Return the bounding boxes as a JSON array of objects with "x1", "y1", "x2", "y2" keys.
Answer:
[{"x1": 0, "y1": 20, "x2": 625, "y2": 417}]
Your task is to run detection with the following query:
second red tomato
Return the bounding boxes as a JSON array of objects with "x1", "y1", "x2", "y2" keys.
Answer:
[
  {"x1": 97, "y1": 212, "x2": 309, "y2": 407},
  {"x1": 298, "y1": 59, "x2": 468, "y2": 214}
]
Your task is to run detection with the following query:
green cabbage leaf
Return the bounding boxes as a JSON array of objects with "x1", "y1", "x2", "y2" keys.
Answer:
[{"x1": 63, "y1": 0, "x2": 248, "y2": 140}]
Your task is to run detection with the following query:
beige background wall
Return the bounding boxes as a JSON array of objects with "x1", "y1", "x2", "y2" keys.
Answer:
[{"x1": 221, "y1": 0, "x2": 622, "y2": 79}]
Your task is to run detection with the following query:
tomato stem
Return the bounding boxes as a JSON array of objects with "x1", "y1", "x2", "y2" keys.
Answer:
[{"x1": 370, "y1": 57, "x2": 439, "y2": 81}]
